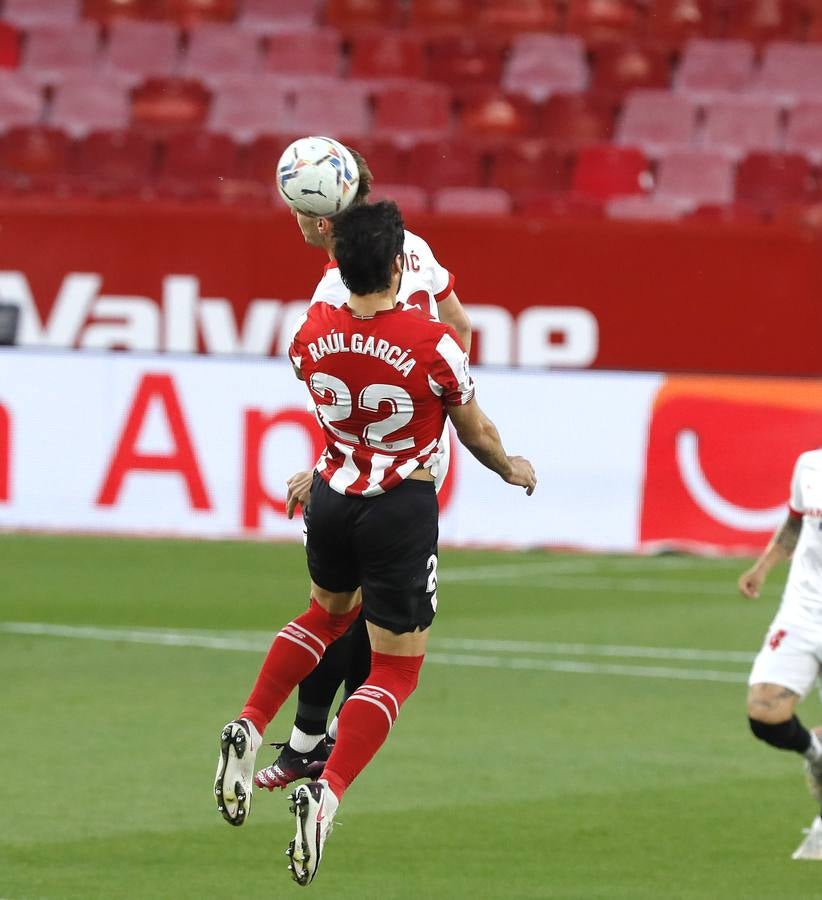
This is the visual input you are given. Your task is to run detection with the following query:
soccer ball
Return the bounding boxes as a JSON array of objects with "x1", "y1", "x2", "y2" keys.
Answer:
[{"x1": 276, "y1": 136, "x2": 360, "y2": 217}]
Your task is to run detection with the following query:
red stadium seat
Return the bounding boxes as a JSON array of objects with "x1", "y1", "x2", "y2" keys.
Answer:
[
  {"x1": 71, "y1": 128, "x2": 156, "y2": 196},
  {"x1": 23, "y1": 22, "x2": 101, "y2": 86},
  {"x1": 606, "y1": 195, "x2": 691, "y2": 220},
  {"x1": 50, "y1": 75, "x2": 130, "y2": 136},
  {"x1": 478, "y1": 0, "x2": 560, "y2": 31},
  {"x1": 404, "y1": 139, "x2": 485, "y2": 190},
  {"x1": 616, "y1": 90, "x2": 696, "y2": 157},
  {"x1": 702, "y1": 99, "x2": 781, "y2": 159},
  {"x1": 324, "y1": 0, "x2": 403, "y2": 30},
  {"x1": 5, "y1": 0, "x2": 80, "y2": 28},
  {"x1": 725, "y1": 0, "x2": 802, "y2": 44},
  {"x1": 207, "y1": 76, "x2": 290, "y2": 142},
  {"x1": 488, "y1": 140, "x2": 571, "y2": 198},
  {"x1": 156, "y1": 0, "x2": 237, "y2": 26},
  {"x1": 502, "y1": 34, "x2": 588, "y2": 102},
  {"x1": 541, "y1": 93, "x2": 616, "y2": 151},
  {"x1": 432, "y1": 186, "x2": 512, "y2": 215},
  {"x1": 646, "y1": 0, "x2": 720, "y2": 46},
  {"x1": 750, "y1": 42, "x2": 822, "y2": 104},
  {"x1": 566, "y1": 0, "x2": 640, "y2": 46},
  {"x1": 0, "y1": 73, "x2": 43, "y2": 132},
  {"x1": 785, "y1": 102, "x2": 822, "y2": 164},
  {"x1": 238, "y1": 0, "x2": 321, "y2": 33},
  {"x1": 674, "y1": 39, "x2": 756, "y2": 102},
  {"x1": 182, "y1": 23, "x2": 261, "y2": 87},
  {"x1": 408, "y1": 0, "x2": 477, "y2": 30},
  {"x1": 0, "y1": 23, "x2": 21, "y2": 71},
  {"x1": 427, "y1": 34, "x2": 505, "y2": 89},
  {"x1": 655, "y1": 149, "x2": 735, "y2": 204},
  {"x1": 244, "y1": 134, "x2": 287, "y2": 186},
  {"x1": 158, "y1": 129, "x2": 239, "y2": 197},
  {"x1": 0, "y1": 126, "x2": 71, "y2": 192},
  {"x1": 337, "y1": 136, "x2": 406, "y2": 184},
  {"x1": 373, "y1": 83, "x2": 452, "y2": 145},
  {"x1": 571, "y1": 145, "x2": 650, "y2": 200},
  {"x1": 131, "y1": 77, "x2": 211, "y2": 137},
  {"x1": 349, "y1": 31, "x2": 426, "y2": 81},
  {"x1": 368, "y1": 182, "x2": 429, "y2": 213},
  {"x1": 590, "y1": 43, "x2": 672, "y2": 97},
  {"x1": 684, "y1": 201, "x2": 764, "y2": 223},
  {"x1": 735, "y1": 151, "x2": 816, "y2": 211},
  {"x1": 83, "y1": 0, "x2": 149, "y2": 23},
  {"x1": 291, "y1": 81, "x2": 372, "y2": 139},
  {"x1": 182, "y1": 22, "x2": 262, "y2": 86},
  {"x1": 264, "y1": 29, "x2": 342, "y2": 79},
  {"x1": 104, "y1": 20, "x2": 180, "y2": 86},
  {"x1": 458, "y1": 90, "x2": 537, "y2": 140}
]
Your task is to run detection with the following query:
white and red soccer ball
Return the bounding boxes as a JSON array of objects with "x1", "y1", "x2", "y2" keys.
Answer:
[{"x1": 276, "y1": 136, "x2": 360, "y2": 217}]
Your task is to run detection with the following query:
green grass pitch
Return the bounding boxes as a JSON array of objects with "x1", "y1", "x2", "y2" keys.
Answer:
[{"x1": 3, "y1": 534, "x2": 822, "y2": 899}]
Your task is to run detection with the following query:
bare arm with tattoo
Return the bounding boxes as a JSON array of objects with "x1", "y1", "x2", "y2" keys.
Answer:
[{"x1": 738, "y1": 513, "x2": 802, "y2": 598}]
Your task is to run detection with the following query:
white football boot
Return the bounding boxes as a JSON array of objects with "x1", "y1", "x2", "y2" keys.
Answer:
[
  {"x1": 286, "y1": 779, "x2": 339, "y2": 886},
  {"x1": 792, "y1": 816, "x2": 822, "y2": 860},
  {"x1": 214, "y1": 718, "x2": 262, "y2": 826}
]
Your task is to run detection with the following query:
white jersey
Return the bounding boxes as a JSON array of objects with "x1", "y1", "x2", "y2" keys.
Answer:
[
  {"x1": 309, "y1": 229, "x2": 455, "y2": 319},
  {"x1": 779, "y1": 449, "x2": 822, "y2": 623}
]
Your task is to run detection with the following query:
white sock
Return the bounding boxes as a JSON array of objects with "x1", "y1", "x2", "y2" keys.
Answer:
[
  {"x1": 289, "y1": 726, "x2": 324, "y2": 754},
  {"x1": 806, "y1": 729, "x2": 822, "y2": 762},
  {"x1": 327, "y1": 715, "x2": 339, "y2": 742}
]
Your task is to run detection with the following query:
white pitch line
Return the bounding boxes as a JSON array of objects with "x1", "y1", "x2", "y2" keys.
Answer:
[
  {"x1": 0, "y1": 621, "x2": 270, "y2": 652},
  {"x1": 431, "y1": 637, "x2": 755, "y2": 663},
  {"x1": 425, "y1": 653, "x2": 748, "y2": 684},
  {"x1": 0, "y1": 622, "x2": 752, "y2": 684}
]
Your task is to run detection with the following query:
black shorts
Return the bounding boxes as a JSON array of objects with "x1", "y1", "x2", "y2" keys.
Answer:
[{"x1": 305, "y1": 473, "x2": 439, "y2": 635}]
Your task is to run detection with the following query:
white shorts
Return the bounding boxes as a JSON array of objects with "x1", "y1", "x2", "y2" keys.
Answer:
[{"x1": 748, "y1": 617, "x2": 822, "y2": 699}]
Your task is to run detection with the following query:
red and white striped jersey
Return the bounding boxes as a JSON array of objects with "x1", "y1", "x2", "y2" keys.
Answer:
[
  {"x1": 309, "y1": 229, "x2": 455, "y2": 320},
  {"x1": 289, "y1": 301, "x2": 474, "y2": 497}
]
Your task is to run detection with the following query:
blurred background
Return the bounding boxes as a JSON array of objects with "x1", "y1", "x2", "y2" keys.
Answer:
[
  {"x1": 0, "y1": 0, "x2": 818, "y2": 551},
  {"x1": 3, "y1": 4, "x2": 822, "y2": 898}
]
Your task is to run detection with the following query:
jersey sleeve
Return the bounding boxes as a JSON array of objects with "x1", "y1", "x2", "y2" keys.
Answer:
[
  {"x1": 428, "y1": 328, "x2": 475, "y2": 406},
  {"x1": 412, "y1": 232, "x2": 455, "y2": 302},
  {"x1": 789, "y1": 456, "x2": 805, "y2": 516},
  {"x1": 288, "y1": 309, "x2": 311, "y2": 373},
  {"x1": 309, "y1": 264, "x2": 351, "y2": 308}
]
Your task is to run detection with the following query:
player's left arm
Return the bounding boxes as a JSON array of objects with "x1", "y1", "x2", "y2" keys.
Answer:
[{"x1": 437, "y1": 290, "x2": 472, "y2": 353}]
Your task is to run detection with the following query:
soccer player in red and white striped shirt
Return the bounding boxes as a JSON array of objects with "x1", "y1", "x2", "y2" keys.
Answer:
[
  {"x1": 258, "y1": 144, "x2": 470, "y2": 791},
  {"x1": 214, "y1": 201, "x2": 535, "y2": 886}
]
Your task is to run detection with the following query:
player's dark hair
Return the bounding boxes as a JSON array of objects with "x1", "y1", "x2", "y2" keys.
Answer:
[
  {"x1": 346, "y1": 146, "x2": 372, "y2": 205},
  {"x1": 333, "y1": 200, "x2": 405, "y2": 296}
]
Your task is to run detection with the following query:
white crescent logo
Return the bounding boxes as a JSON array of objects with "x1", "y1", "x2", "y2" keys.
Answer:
[{"x1": 675, "y1": 429, "x2": 786, "y2": 532}]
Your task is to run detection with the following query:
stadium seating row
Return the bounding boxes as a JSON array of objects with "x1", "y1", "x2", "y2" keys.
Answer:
[
  {"x1": 8, "y1": 18, "x2": 822, "y2": 102},
  {"x1": 7, "y1": 0, "x2": 822, "y2": 46},
  {"x1": 0, "y1": 125, "x2": 816, "y2": 220},
  {"x1": 4, "y1": 67, "x2": 822, "y2": 164}
]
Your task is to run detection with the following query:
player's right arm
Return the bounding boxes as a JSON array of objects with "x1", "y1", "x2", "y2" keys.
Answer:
[
  {"x1": 447, "y1": 398, "x2": 536, "y2": 495},
  {"x1": 738, "y1": 512, "x2": 802, "y2": 598},
  {"x1": 738, "y1": 455, "x2": 805, "y2": 598}
]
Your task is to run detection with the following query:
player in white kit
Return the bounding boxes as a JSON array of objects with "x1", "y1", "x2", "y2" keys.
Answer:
[
  {"x1": 253, "y1": 144, "x2": 472, "y2": 792},
  {"x1": 739, "y1": 449, "x2": 822, "y2": 859}
]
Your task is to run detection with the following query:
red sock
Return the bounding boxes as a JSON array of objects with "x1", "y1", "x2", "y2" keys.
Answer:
[
  {"x1": 322, "y1": 651, "x2": 424, "y2": 801},
  {"x1": 241, "y1": 599, "x2": 361, "y2": 735}
]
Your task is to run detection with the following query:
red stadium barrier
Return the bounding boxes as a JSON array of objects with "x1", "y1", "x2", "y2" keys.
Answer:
[{"x1": 0, "y1": 197, "x2": 819, "y2": 374}]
